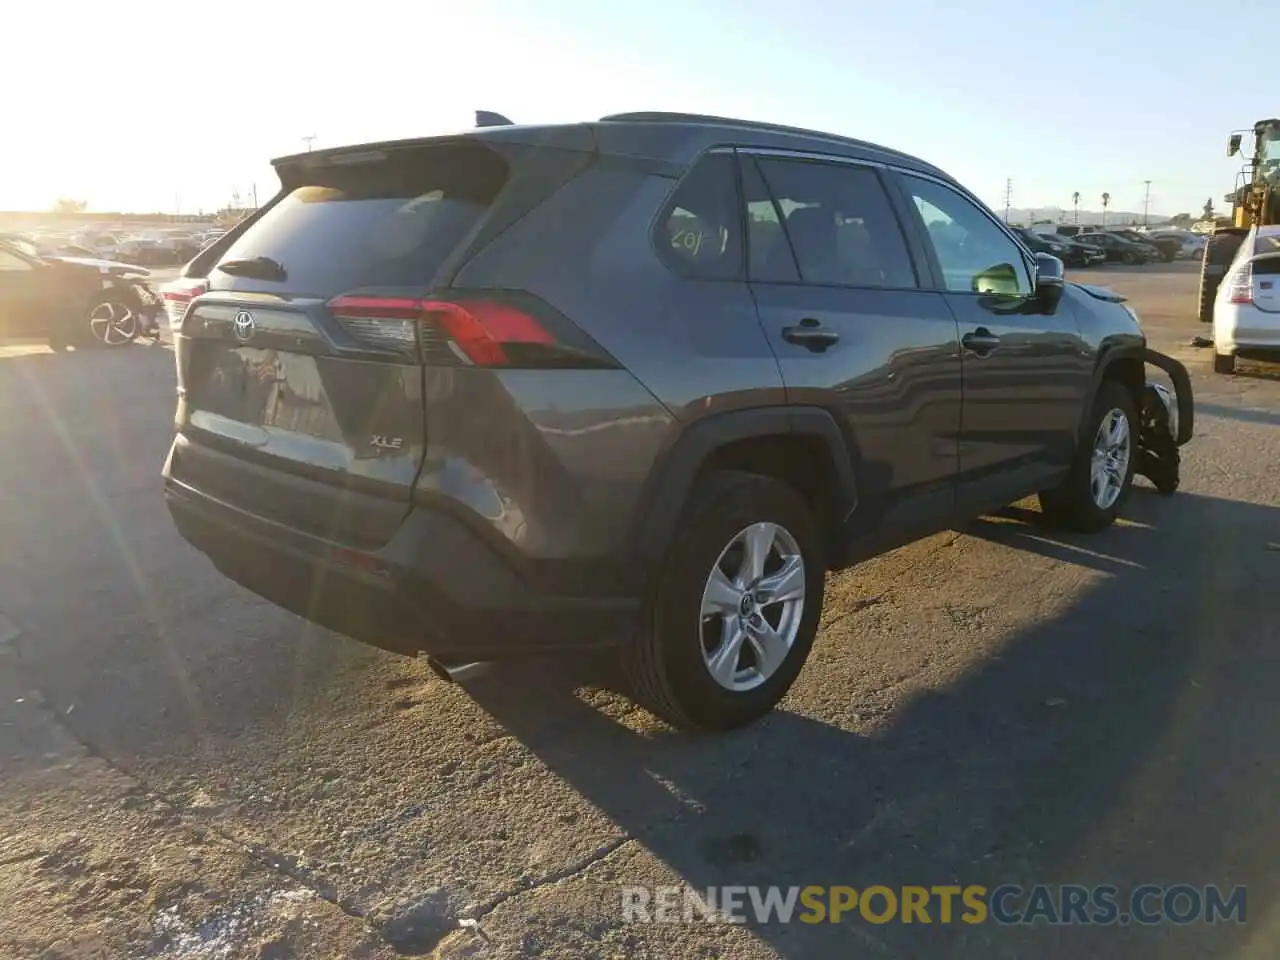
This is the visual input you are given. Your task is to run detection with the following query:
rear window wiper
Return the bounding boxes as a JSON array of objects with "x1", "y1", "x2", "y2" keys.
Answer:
[{"x1": 216, "y1": 256, "x2": 287, "y2": 282}]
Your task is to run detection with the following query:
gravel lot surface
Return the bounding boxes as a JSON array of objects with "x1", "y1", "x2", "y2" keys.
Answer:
[{"x1": 2, "y1": 262, "x2": 1277, "y2": 958}]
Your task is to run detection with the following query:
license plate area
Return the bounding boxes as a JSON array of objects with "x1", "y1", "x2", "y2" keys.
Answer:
[{"x1": 192, "y1": 346, "x2": 345, "y2": 442}]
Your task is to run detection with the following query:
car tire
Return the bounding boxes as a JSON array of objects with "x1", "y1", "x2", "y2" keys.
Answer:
[
  {"x1": 1198, "y1": 232, "x2": 1246, "y2": 323},
  {"x1": 1213, "y1": 352, "x2": 1236, "y2": 374},
  {"x1": 1038, "y1": 379, "x2": 1138, "y2": 533},
  {"x1": 1122, "y1": 251, "x2": 1138, "y2": 265},
  {"x1": 622, "y1": 470, "x2": 825, "y2": 731}
]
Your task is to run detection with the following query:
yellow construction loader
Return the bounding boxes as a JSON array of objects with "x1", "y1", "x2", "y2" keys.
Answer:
[{"x1": 1197, "y1": 118, "x2": 1280, "y2": 322}]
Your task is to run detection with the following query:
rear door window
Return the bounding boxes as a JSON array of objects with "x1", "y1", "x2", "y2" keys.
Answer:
[
  {"x1": 657, "y1": 153, "x2": 744, "y2": 280},
  {"x1": 748, "y1": 156, "x2": 918, "y2": 288},
  {"x1": 212, "y1": 143, "x2": 510, "y2": 296},
  {"x1": 740, "y1": 157, "x2": 797, "y2": 282}
]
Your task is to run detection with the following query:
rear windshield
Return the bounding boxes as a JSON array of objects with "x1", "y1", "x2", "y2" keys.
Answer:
[
  {"x1": 212, "y1": 143, "x2": 509, "y2": 296},
  {"x1": 1254, "y1": 233, "x2": 1280, "y2": 256}
]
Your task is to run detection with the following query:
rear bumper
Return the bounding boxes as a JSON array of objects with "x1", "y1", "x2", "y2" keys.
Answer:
[
  {"x1": 163, "y1": 463, "x2": 639, "y2": 661},
  {"x1": 1213, "y1": 303, "x2": 1280, "y2": 355}
]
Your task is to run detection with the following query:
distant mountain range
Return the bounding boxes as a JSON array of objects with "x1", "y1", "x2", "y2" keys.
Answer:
[{"x1": 1001, "y1": 206, "x2": 1171, "y2": 226}]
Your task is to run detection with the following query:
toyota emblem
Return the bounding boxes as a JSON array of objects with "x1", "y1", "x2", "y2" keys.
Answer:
[{"x1": 232, "y1": 310, "x2": 256, "y2": 343}]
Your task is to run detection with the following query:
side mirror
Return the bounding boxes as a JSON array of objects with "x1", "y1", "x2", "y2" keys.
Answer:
[
  {"x1": 972, "y1": 262, "x2": 1020, "y2": 296},
  {"x1": 1229, "y1": 134, "x2": 1243, "y2": 157},
  {"x1": 1035, "y1": 252, "x2": 1065, "y2": 311}
]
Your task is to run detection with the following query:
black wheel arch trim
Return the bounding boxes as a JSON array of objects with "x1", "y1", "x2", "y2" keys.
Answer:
[
  {"x1": 630, "y1": 405, "x2": 859, "y2": 572},
  {"x1": 1082, "y1": 343, "x2": 1194, "y2": 447},
  {"x1": 1143, "y1": 347, "x2": 1194, "y2": 445}
]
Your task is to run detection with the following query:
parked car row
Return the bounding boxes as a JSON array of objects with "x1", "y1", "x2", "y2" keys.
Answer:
[
  {"x1": 1012, "y1": 228, "x2": 1106, "y2": 267},
  {"x1": 1, "y1": 227, "x2": 227, "y2": 268},
  {"x1": 1013, "y1": 226, "x2": 1208, "y2": 267}
]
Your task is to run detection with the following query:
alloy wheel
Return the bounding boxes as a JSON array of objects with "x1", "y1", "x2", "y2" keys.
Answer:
[
  {"x1": 699, "y1": 521, "x2": 806, "y2": 693},
  {"x1": 89, "y1": 301, "x2": 138, "y2": 346},
  {"x1": 1090, "y1": 408, "x2": 1131, "y2": 509}
]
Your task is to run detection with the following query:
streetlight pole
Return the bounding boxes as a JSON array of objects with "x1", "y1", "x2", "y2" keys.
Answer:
[
  {"x1": 302, "y1": 134, "x2": 317, "y2": 152},
  {"x1": 1142, "y1": 181, "x2": 1152, "y2": 226}
]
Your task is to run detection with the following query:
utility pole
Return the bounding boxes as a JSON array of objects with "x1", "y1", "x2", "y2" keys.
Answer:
[
  {"x1": 1003, "y1": 178, "x2": 1013, "y2": 223},
  {"x1": 302, "y1": 134, "x2": 317, "y2": 152},
  {"x1": 1142, "y1": 180, "x2": 1152, "y2": 226}
]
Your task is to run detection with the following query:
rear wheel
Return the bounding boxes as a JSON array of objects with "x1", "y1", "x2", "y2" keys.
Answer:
[
  {"x1": 622, "y1": 471, "x2": 825, "y2": 731},
  {"x1": 1039, "y1": 380, "x2": 1137, "y2": 533},
  {"x1": 1213, "y1": 352, "x2": 1236, "y2": 374},
  {"x1": 1198, "y1": 231, "x2": 1246, "y2": 323}
]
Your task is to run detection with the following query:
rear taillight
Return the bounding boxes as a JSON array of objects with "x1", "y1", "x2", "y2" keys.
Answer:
[
  {"x1": 423, "y1": 300, "x2": 555, "y2": 366},
  {"x1": 160, "y1": 278, "x2": 208, "y2": 328},
  {"x1": 326, "y1": 293, "x2": 600, "y2": 368},
  {"x1": 1228, "y1": 264, "x2": 1253, "y2": 304}
]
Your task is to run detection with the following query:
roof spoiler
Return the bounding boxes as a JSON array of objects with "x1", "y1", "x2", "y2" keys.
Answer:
[{"x1": 476, "y1": 111, "x2": 514, "y2": 128}]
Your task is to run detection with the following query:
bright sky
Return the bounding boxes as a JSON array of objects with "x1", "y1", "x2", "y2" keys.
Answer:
[{"x1": 3, "y1": 0, "x2": 1272, "y2": 217}]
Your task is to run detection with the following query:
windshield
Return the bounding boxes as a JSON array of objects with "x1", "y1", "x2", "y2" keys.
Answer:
[
  {"x1": 1260, "y1": 122, "x2": 1280, "y2": 163},
  {"x1": 6, "y1": 238, "x2": 41, "y2": 259}
]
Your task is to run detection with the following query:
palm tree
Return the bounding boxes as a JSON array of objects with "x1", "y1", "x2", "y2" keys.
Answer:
[
  {"x1": 1071, "y1": 192, "x2": 1080, "y2": 224},
  {"x1": 1101, "y1": 192, "x2": 1111, "y2": 227}
]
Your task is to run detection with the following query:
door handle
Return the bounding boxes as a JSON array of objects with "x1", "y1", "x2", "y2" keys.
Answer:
[
  {"x1": 962, "y1": 327, "x2": 1001, "y2": 355},
  {"x1": 782, "y1": 318, "x2": 840, "y2": 352}
]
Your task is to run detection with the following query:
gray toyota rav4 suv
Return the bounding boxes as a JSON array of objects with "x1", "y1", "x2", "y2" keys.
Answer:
[{"x1": 162, "y1": 112, "x2": 1193, "y2": 731}]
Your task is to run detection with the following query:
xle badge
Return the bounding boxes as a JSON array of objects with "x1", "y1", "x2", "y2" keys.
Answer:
[{"x1": 370, "y1": 435, "x2": 404, "y2": 452}]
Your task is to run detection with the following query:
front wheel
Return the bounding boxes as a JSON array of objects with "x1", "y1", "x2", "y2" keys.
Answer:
[
  {"x1": 1039, "y1": 380, "x2": 1137, "y2": 532},
  {"x1": 1123, "y1": 251, "x2": 1139, "y2": 265},
  {"x1": 622, "y1": 471, "x2": 825, "y2": 731},
  {"x1": 87, "y1": 297, "x2": 140, "y2": 347}
]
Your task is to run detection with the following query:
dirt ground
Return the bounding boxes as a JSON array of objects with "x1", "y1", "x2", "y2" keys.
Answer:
[{"x1": 2, "y1": 261, "x2": 1278, "y2": 959}]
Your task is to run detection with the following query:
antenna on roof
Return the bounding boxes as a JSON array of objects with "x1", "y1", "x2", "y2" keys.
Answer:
[{"x1": 475, "y1": 111, "x2": 514, "y2": 128}]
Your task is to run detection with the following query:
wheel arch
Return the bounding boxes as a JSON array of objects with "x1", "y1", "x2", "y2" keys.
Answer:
[
  {"x1": 630, "y1": 406, "x2": 859, "y2": 576},
  {"x1": 1078, "y1": 344, "x2": 1145, "y2": 443},
  {"x1": 95, "y1": 281, "x2": 145, "y2": 311}
]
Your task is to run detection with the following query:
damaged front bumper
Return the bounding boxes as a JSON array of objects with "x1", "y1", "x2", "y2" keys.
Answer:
[{"x1": 1137, "y1": 348, "x2": 1193, "y2": 494}]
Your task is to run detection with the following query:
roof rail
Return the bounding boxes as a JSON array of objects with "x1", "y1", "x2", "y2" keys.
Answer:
[{"x1": 598, "y1": 111, "x2": 920, "y2": 163}]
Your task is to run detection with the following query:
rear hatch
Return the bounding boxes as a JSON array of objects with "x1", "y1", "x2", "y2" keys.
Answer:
[
  {"x1": 171, "y1": 140, "x2": 517, "y2": 547},
  {"x1": 1238, "y1": 252, "x2": 1280, "y2": 314}
]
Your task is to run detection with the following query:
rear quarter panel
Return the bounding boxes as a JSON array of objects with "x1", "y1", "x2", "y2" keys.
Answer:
[{"x1": 444, "y1": 163, "x2": 786, "y2": 564}]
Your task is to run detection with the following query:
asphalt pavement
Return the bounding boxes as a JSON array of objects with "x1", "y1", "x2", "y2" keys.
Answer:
[{"x1": 1, "y1": 262, "x2": 1278, "y2": 959}]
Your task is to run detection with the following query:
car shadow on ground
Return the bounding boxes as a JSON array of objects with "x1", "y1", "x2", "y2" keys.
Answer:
[
  {"x1": 462, "y1": 489, "x2": 1280, "y2": 958},
  {"x1": 1191, "y1": 401, "x2": 1280, "y2": 427},
  {"x1": 1221, "y1": 361, "x2": 1280, "y2": 383}
]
